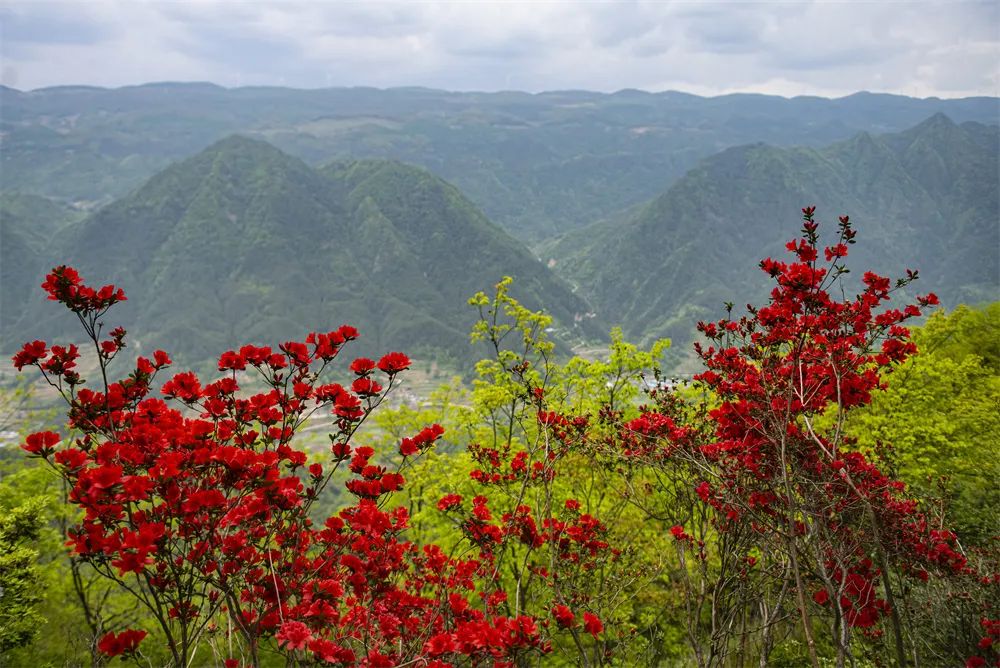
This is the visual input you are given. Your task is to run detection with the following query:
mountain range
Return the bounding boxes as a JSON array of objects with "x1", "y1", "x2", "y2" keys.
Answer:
[
  {"x1": 1, "y1": 84, "x2": 997, "y2": 372},
  {"x1": 543, "y1": 113, "x2": 999, "y2": 365},
  {"x1": 3, "y1": 84, "x2": 997, "y2": 242},
  {"x1": 2, "y1": 137, "x2": 595, "y2": 368}
]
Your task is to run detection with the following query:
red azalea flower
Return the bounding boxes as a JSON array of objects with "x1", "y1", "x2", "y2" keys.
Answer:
[
  {"x1": 438, "y1": 494, "x2": 463, "y2": 511},
  {"x1": 337, "y1": 324, "x2": 359, "y2": 340},
  {"x1": 349, "y1": 357, "x2": 376, "y2": 375},
  {"x1": 377, "y1": 351, "x2": 411, "y2": 374},
  {"x1": 23, "y1": 431, "x2": 60, "y2": 456},
  {"x1": 12, "y1": 340, "x2": 48, "y2": 370},
  {"x1": 97, "y1": 629, "x2": 147, "y2": 657},
  {"x1": 276, "y1": 621, "x2": 312, "y2": 651},
  {"x1": 552, "y1": 605, "x2": 575, "y2": 628},
  {"x1": 351, "y1": 377, "x2": 383, "y2": 396}
]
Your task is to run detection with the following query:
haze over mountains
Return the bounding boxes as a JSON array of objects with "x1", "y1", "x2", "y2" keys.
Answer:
[
  {"x1": 3, "y1": 84, "x2": 997, "y2": 241},
  {"x1": 1, "y1": 85, "x2": 997, "y2": 370}
]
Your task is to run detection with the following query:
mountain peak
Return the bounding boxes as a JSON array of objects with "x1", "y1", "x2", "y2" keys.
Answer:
[
  {"x1": 545, "y1": 113, "x2": 998, "y2": 362},
  {"x1": 917, "y1": 112, "x2": 958, "y2": 130},
  {"x1": 844, "y1": 130, "x2": 882, "y2": 151},
  {"x1": 171, "y1": 135, "x2": 317, "y2": 189}
]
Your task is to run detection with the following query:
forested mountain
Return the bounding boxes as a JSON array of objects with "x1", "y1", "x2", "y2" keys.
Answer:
[
  {"x1": 0, "y1": 192, "x2": 83, "y2": 336},
  {"x1": 544, "y1": 114, "x2": 1000, "y2": 363},
  {"x1": 2, "y1": 83, "x2": 996, "y2": 241},
  {"x1": 2, "y1": 136, "x2": 595, "y2": 367}
]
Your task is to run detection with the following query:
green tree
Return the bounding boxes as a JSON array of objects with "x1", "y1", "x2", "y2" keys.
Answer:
[
  {"x1": 844, "y1": 303, "x2": 1000, "y2": 544},
  {"x1": 0, "y1": 494, "x2": 45, "y2": 653}
]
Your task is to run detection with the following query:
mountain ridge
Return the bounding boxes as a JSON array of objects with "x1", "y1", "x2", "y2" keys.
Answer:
[
  {"x1": 2, "y1": 136, "x2": 596, "y2": 368},
  {"x1": 543, "y1": 114, "x2": 999, "y2": 366},
  {"x1": 3, "y1": 84, "x2": 995, "y2": 242}
]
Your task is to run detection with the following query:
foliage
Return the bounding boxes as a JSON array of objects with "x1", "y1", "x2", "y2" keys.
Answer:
[
  {"x1": 0, "y1": 492, "x2": 45, "y2": 652},
  {"x1": 586, "y1": 209, "x2": 996, "y2": 667},
  {"x1": 843, "y1": 303, "x2": 1000, "y2": 543},
  {"x1": 10, "y1": 266, "x2": 620, "y2": 667}
]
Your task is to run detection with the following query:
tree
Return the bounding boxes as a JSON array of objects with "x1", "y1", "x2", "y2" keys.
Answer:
[
  {"x1": 605, "y1": 208, "x2": 986, "y2": 667},
  {"x1": 11, "y1": 267, "x2": 604, "y2": 666},
  {"x1": 0, "y1": 495, "x2": 45, "y2": 652},
  {"x1": 845, "y1": 303, "x2": 1000, "y2": 544}
]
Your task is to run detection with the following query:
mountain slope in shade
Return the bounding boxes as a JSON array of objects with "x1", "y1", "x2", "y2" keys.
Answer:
[
  {"x1": 0, "y1": 192, "x2": 84, "y2": 332},
  {"x1": 317, "y1": 159, "x2": 596, "y2": 354},
  {"x1": 4, "y1": 136, "x2": 596, "y2": 367},
  {"x1": 544, "y1": 114, "x2": 999, "y2": 365}
]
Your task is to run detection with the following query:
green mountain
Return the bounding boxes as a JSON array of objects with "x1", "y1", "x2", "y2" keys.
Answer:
[
  {"x1": 543, "y1": 114, "x2": 1000, "y2": 366},
  {"x1": 3, "y1": 136, "x2": 596, "y2": 367},
  {"x1": 0, "y1": 192, "x2": 84, "y2": 332},
  {"x1": 3, "y1": 84, "x2": 996, "y2": 242}
]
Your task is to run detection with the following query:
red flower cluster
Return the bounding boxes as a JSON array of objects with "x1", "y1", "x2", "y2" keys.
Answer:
[
  {"x1": 812, "y1": 559, "x2": 891, "y2": 628},
  {"x1": 41, "y1": 265, "x2": 125, "y2": 312},
  {"x1": 15, "y1": 266, "x2": 562, "y2": 667},
  {"x1": 966, "y1": 618, "x2": 1000, "y2": 667}
]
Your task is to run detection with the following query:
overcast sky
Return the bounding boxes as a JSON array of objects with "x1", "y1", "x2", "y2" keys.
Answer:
[{"x1": 1, "y1": 1, "x2": 997, "y2": 98}]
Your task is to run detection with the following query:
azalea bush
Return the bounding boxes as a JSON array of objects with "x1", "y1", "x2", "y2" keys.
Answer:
[
  {"x1": 596, "y1": 209, "x2": 997, "y2": 667},
  {"x1": 11, "y1": 208, "x2": 997, "y2": 667},
  {"x1": 13, "y1": 267, "x2": 596, "y2": 667}
]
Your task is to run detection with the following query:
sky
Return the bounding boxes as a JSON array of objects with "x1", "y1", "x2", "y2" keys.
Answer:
[{"x1": 1, "y1": 1, "x2": 998, "y2": 99}]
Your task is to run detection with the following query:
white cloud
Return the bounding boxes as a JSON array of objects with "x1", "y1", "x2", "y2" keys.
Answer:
[{"x1": 1, "y1": 0, "x2": 997, "y2": 97}]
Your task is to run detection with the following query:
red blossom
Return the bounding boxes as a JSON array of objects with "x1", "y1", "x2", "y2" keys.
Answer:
[
  {"x1": 276, "y1": 621, "x2": 313, "y2": 651},
  {"x1": 337, "y1": 324, "x2": 359, "y2": 340},
  {"x1": 42, "y1": 266, "x2": 126, "y2": 312},
  {"x1": 349, "y1": 357, "x2": 376, "y2": 375},
  {"x1": 552, "y1": 605, "x2": 575, "y2": 628},
  {"x1": 12, "y1": 340, "x2": 48, "y2": 370},
  {"x1": 96, "y1": 629, "x2": 147, "y2": 657},
  {"x1": 438, "y1": 494, "x2": 463, "y2": 511},
  {"x1": 351, "y1": 377, "x2": 383, "y2": 396},
  {"x1": 377, "y1": 351, "x2": 411, "y2": 374},
  {"x1": 22, "y1": 431, "x2": 60, "y2": 456},
  {"x1": 583, "y1": 612, "x2": 603, "y2": 638}
]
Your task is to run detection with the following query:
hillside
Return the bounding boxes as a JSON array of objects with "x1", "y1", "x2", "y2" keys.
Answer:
[
  {"x1": 544, "y1": 114, "x2": 1000, "y2": 366},
  {"x1": 2, "y1": 84, "x2": 997, "y2": 241},
  {"x1": 0, "y1": 192, "x2": 84, "y2": 332},
  {"x1": 3, "y1": 136, "x2": 596, "y2": 367}
]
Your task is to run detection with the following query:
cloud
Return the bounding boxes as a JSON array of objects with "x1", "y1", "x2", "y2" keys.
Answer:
[
  {"x1": 0, "y1": 0, "x2": 996, "y2": 97},
  {"x1": 0, "y1": 3, "x2": 114, "y2": 48}
]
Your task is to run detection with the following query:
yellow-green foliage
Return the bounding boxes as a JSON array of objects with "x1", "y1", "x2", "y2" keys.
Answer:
[
  {"x1": 845, "y1": 303, "x2": 1000, "y2": 543},
  {"x1": 370, "y1": 279, "x2": 689, "y2": 663}
]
